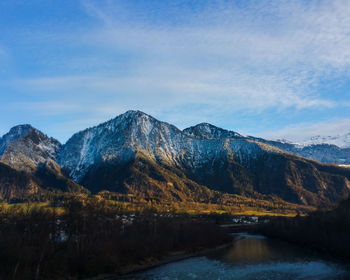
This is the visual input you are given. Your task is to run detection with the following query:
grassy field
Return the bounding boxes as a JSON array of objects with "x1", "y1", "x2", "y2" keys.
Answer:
[{"x1": 0, "y1": 196, "x2": 315, "y2": 217}]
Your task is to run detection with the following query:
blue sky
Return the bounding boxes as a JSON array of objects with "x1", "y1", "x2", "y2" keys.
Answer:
[{"x1": 1, "y1": 0, "x2": 350, "y2": 143}]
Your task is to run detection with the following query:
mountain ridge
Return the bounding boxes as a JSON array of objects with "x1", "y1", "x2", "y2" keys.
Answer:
[
  {"x1": 1, "y1": 110, "x2": 350, "y2": 208},
  {"x1": 297, "y1": 132, "x2": 350, "y2": 149},
  {"x1": 57, "y1": 111, "x2": 350, "y2": 207},
  {"x1": 185, "y1": 122, "x2": 350, "y2": 165},
  {"x1": 0, "y1": 124, "x2": 61, "y2": 172}
]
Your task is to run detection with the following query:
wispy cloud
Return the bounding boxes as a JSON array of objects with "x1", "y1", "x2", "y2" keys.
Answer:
[
  {"x1": 81, "y1": 0, "x2": 350, "y2": 73},
  {"x1": 1, "y1": 0, "x2": 350, "y2": 141},
  {"x1": 22, "y1": 0, "x2": 346, "y2": 113},
  {"x1": 16, "y1": 70, "x2": 335, "y2": 114}
]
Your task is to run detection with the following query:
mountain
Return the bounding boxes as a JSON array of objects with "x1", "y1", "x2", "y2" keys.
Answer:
[
  {"x1": 248, "y1": 136, "x2": 350, "y2": 165},
  {"x1": 57, "y1": 111, "x2": 350, "y2": 207},
  {"x1": 58, "y1": 111, "x2": 221, "y2": 202},
  {"x1": 300, "y1": 132, "x2": 350, "y2": 149},
  {"x1": 184, "y1": 124, "x2": 350, "y2": 165},
  {"x1": 35, "y1": 159, "x2": 89, "y2": 194},
  {"x1": 0, "y1": 160, "x2": 88, "y2": 202},
  {"x1": 183, "y1": 123, "x2": 243, "y2": 140},
  {"x1": 0, "y1": 125, "x2": 88, "y2": 200},
  {"x1": 0, "y1": 124, "x2": 61, "y2": 172},
  {"x1": 0, "y1": 162, "x2": 40, "y2": 201},
  {"x1": 1, "y1": 110, "x2": 350, "y2": 207}
]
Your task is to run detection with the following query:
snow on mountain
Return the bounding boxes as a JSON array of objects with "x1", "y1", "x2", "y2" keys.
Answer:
[
  {"x1": 2, "y1": 113, "x2": 349, "y2": 177},
  {"x1": 57, "y1": 111, "x2": 350, "y2": 206},
  {"x1": 59, "y1": 110, "x2": 275, "y2": 182},
  {"x1": 184, "y1": 123, "x2": 350, "y2": 165},
  {"x1": 298, "y1": 133, "x2": 350, "y2": 149},
  {"x1": 183, "y1": 123, "x2": 242, "y2": 139},
  {"x1": 2, "y1": 111, "x2": 350, "y2": 206},
  {"x1": 0, "y1": 125, "x2": 31, "y2": 157},
  {"x1": 0, "y1": 124, "x2": 61, "y2": 172}
]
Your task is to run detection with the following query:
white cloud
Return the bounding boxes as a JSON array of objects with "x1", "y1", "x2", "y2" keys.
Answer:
[
  {"x1": 2, "y1": 0, "x2": 350, "y2": 141},
  {"x1": 15, "y1": 69, "x2": 334, "y2": 116},
  {"x1": 73, "y1": 1, "x2": 350, "y2": 111},
  {"x1": 8, "y1": 1, "x2": 350, "y2": 113},
  {"x1": 82, "y1": 0, "x2": 350, "y2": 73}
]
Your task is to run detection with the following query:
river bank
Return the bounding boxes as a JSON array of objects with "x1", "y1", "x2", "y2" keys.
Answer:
[
  {"x1": 0, "y1": 203, "x2": 233, "y2": 279},
  {"x1": 124, "y1": 233, "x2": 350, "y2": 280},
  {"x1": 257, "y1": 200, "x2": 350, "y2": 263},
  {"x1": 85, "y1": 235, "x2": 244, "y2": 280}
]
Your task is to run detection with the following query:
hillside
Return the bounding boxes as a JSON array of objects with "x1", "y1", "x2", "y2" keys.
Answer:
[
  {"x1": 0, "y1": 110, "x2": 349, "y2": 209},
  {"x1": 58, "y1": 111, "x2": 350, "y2": 208}
]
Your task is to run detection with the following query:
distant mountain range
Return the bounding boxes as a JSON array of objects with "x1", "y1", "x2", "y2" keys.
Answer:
[
  {"x1": 184, "y1": 123, "x2": 350, "y2": 165},
  {"x1": 0, "y1": 110, "x2": 349, "y2": 208},
  {"x1": 298, "y1": 133, "x2": 350, "y2": 149}
]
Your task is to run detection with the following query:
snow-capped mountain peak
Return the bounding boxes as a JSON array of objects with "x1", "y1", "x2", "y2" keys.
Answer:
[
  {"x1": 183, "y1": 123, "x2": 242, "y2": 139},
  {"x1": 58, "y1": 110, "x2": 183, "y2": 180},
  {"x1": 59, "y1": 111, "x2": 269, "y2": 181},
  {"x1": 2, "y1": 111, "x2": 350, "y2": 207},
  {"x1": 299, "y1": 133, "x2": 350, "y2": 149},
  {"x1": 0, "y1": 124, "x2": 32, "y2": 156},
  {"x1": 0, "y1": 124, "x2": 61, "y2": 172}
]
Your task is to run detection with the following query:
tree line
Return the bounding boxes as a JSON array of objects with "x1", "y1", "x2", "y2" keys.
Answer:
[
  {"x1": 0, "y1": 197, "x2": 231, "y2": 279},
  {"x1": 258, "y1": 198, "x2": 350, "y2": 260}
]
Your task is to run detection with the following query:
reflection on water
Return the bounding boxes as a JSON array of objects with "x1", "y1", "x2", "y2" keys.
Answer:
[
  {"x1": 122, "y1": 233, "x2": 350, "y2": 280},
  {"x1": 221, "y1": 234, "x2": 273, "y2": 264},
  {"x1": 214, "y1": 233, "x2": 320, "y2": 265}
]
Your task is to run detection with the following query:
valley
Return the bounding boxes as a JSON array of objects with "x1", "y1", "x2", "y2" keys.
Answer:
[{"x1": 1, "y1": 111, "x2": 350, "y2": 279}]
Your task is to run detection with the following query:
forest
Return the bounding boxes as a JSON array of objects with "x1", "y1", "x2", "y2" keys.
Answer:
[
  {"x1": 258, "y1": 198, "x2": 350, "y2": 260},
  {"x1": 0, "y1": 196, "x2": 231, "y2": 280}
]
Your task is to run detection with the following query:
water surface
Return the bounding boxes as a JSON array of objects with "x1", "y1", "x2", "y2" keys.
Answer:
[{"x1": 122, "y1": 233, "x2": 350, "y2": 280}]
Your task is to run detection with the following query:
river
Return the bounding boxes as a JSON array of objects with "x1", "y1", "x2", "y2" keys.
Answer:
[{"x1": 120, "y1": 233, "x2": 350, "y2": 280}]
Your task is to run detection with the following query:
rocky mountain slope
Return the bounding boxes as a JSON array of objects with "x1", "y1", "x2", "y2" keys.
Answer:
[
  {"x1": 1, "y1": 111, "x2": 350, "y2": 207},
  {"x1": 248, "y1": 136, "x2": 350, "y2": 165},
  {"x1": 57, "y1": 111, "x2": 350, "y2": 207},
  {"x1": 0, "y1": 160, "x2": 88, "y2": 201},
  {"x1": 0, "y1": 162, "x2": 40, "y2": 201},
  {"x1": 300, "y1": 132, "x2": 350, "y2": 149},
  {"x1": 184, "y1": 123, "x2": 350, "y2": 165},
  {"x1": 0, "y1": 125, "x2": 88, "y2": 201},
  {"x1": 0, "y1": 124, "x2": 61, "y2": 172}
]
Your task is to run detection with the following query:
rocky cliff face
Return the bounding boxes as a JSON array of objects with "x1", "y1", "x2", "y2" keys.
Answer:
[
  {"x1": 59, "y1": 111, "x2": 276, "y2": 181},
  {"x1": 0, "y1": 124, "x2": 61, "y2": 172},
  {"x1": 185, "y1": 123, "x2": 350, "y2": 164},
  {"x1": 183, "y1": 123, "x2": 242, "y2": 140},
  {"x1": 247, "y1": 136, "x2": 350, "y2": 165},
  {"x1": 0, "y1": 125, "x2": 88, "y2": 200},
  {"x1": 57, "y1": 111, "x2": 350, "y2": 207},
  {"x1": 1, "y1": 111, "x2": 349, "y2": 206}
]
